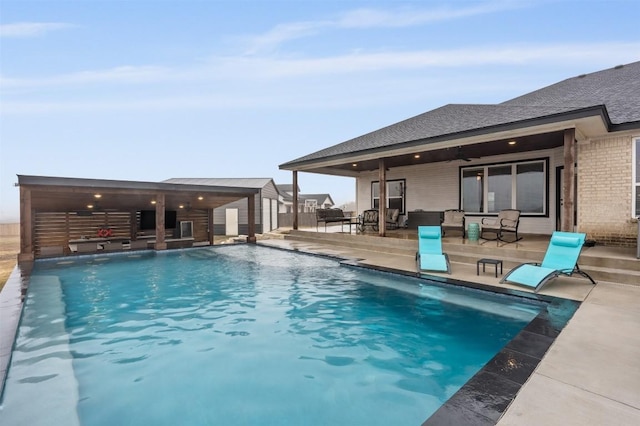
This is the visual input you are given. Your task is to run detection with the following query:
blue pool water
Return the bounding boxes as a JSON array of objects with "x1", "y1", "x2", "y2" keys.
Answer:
[{"x1": 1, "y1": 245, "x2": 543, "y2": 425}]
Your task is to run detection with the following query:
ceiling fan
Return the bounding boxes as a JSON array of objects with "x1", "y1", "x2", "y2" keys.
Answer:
[{"x1": 447, "y1": 146, "x2": 479, "y2": 162}]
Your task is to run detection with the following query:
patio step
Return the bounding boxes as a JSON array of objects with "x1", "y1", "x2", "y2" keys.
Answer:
[{"x1": 283, "y1": 230, "x2": 640, "y2": 286}]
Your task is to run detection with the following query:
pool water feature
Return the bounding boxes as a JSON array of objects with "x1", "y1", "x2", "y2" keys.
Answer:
[{"x1": 2, "y1": 245, "x2": 546, "y2": 425}]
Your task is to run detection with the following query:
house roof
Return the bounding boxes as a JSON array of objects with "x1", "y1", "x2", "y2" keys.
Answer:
[
  {"x1": 300, "y1": 194, "x2": 334, "y2": 205},
  {"x1": 502, "y1": 62, "x2": 640, "y2": 126},
  {"x1": 276, "y1": 184, "x2": 300, "y2": 193},
  {"x1": 280, "y1": 61, "x2": 640, "y2": 170},
  {"x1": 164, "y1": 177, "x2": 275, "y2": 190},
  {"x1": 279, "y1": 192, "x2": 334, "y2": 205}
]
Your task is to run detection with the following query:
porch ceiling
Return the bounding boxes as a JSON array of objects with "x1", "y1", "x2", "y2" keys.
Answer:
[{"x1": 315, "y1": 130, "x2": 565, "y2": 174}]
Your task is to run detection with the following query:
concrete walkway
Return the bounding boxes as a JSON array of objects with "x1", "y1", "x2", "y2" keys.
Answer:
[
  {"x1": 498, "y1": 282, "x2": 640, "y2": 425},
  {"x1": 258, "y1": 236, "x2": 640, "y2": 425}
]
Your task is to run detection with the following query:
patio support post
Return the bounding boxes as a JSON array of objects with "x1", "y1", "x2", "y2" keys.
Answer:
[
  {"x1": 379, "y1": 159, "x2": 387, "y2": 237},
  {"x1": 155, "y1": 193, "x2": 167, "y2": 250},
  {"x1": 292, "y1": 171, "x2": 298, "y2": 230},
  {"x1": 247, "y1": 193, "x2": 257, "y2": 243},
  {"x1": 208, "y1": 208, "x2": 215, "y2": 246},
  {"x1": 562, "y1": 128, "x2": 576, "y2": 232},
  {"x1": 18, "y1": 186, "x2": 34, "y2": 263},
  {"x1": 129, "y1": 210, "x2": 137, "y2": 241}
]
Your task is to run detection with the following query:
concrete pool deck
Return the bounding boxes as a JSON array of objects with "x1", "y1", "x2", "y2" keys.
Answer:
[{"x1": 258, "y1": 235, "x2": 640, "y2": 425}]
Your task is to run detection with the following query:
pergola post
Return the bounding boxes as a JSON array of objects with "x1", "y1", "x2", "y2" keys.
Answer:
[
  {"x1": 155, "y1": 193, "x2": 167, "y2": 250},
  {"x1": 562, "y1": 128, "x2": 576, "y2": 232},
  {"x1": 208, "y1": 208, "x2": 215, "y2": 246},
  {"x1": 247, "y1": 193, "x2": 257, "y2": 243},
  {"x1": 18, "y1": 186, "x2": 34, "y2": 263},
  {"x1": 378, "y1": 159, "x2": 387, "y2": 237},
  {"x1": 292, "y1": 171, "x2": 298, "y2": 230}
]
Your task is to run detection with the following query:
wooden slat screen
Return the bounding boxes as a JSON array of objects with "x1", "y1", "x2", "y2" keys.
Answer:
[
  {"x1": 34, "y1": 211, "x2": 132, "y2": 255},
  {"x1": 34, "y1": 209, "x2": 211, "y2": 257}
]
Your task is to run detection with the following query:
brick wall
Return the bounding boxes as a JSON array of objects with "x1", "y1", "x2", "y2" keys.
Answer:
[{"x1": 578, "y1": 135, "x2": 638, "y2": 246}]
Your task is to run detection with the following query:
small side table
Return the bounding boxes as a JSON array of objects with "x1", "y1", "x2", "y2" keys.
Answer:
[{"x1": 477, "y1": 258, "x2": 503, "y2": 277}]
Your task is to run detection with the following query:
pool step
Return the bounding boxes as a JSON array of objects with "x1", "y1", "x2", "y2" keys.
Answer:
[{"x1": 281, "y1": 230, "x2": 640, "y2": 286}]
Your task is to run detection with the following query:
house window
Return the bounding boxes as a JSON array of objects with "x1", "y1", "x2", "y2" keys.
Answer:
[
  {"x1": 461, "y1": 159, "x2": 547, "y2": 215},
  {"x1": 634, "y1": 137, "x2": 640, "y2": 217},
  {"x1": 372, "y1": 179, "x2": 406, "y2": 214}
]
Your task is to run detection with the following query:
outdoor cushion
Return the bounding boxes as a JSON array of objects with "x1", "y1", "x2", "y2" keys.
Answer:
[{"x1": 550, "y1": 236, "x2": 581, "y2": 247}]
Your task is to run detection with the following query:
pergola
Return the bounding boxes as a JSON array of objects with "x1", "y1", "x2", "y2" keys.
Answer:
[{"x1": 17, "y1": 175, "x2": 260, "y2": 262}]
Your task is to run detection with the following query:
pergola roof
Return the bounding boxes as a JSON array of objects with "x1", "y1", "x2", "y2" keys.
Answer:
[{"x1": 17, "y1": 175, "x2": 260, "y2": 212}]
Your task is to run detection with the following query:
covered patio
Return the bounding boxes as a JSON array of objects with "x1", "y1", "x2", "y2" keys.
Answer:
[
  {"x1": 280, "y1": 63, "x2": 640, "y2": 248},
  {"x1": 16, "y1": 175, "x2": 261, "y2": 262}
]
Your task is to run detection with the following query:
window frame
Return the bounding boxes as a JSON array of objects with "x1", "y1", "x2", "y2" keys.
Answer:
[
  {"x1": 460, "y1": 158, "x2": 549, "y2": 217},
  {"x1": 371, "y1": 179, "x2": 406, "y2": 214}
]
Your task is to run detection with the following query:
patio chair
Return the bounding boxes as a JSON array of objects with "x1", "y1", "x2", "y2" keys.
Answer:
[
  {"x1": 359, "y1": 209, "x2": 379, "y2": 232},
  {"x1": 416, "y1": 226, "x2": 451, "y2": 274},
  {"x1": 385, "y1": 209, "x2": 400, "y2": 229},
  {"x1": 480, "y1": 209, "x2": 521, "y2": 244},
  {"x1": 500, "y1": 231, "x2": 596, "y2": 292},
  {"x1": 441, "y1": 209, "x2": 465, "y2": 238}
]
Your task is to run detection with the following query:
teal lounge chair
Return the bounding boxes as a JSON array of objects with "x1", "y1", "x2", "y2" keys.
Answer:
[
  {"x1": 500, "y1": 231, "x2": 596, "y2": 292},
  {"x1": 416, "y1": 226, "x2": 451, "y2": 274}
]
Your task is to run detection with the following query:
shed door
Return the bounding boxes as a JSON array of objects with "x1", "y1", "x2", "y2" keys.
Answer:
[
  {"x1": 271, "y1": 199, "x2": 278, "y2": 230},
  {"x1": 225, "y1": 208, "x2": 238, "y2": 236},
  {"x1": 262, "y1": 198, "x2": 271, "y2": 232}
]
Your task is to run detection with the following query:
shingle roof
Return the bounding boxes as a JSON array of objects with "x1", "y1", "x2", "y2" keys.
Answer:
[
  {"x1": 300, "y1": 194, "x2": 334, "y2": 204},
  {"x1": 502, "y1": 62, "x2": 640, "y2": 124},
  {"x1": 281, "y1": 61, "x2": 640, "y2": 167},
  {"x1": 276, "y1": 184, "x2": 300, "y2": 193},
  {"x1": 164, "y1": 177, "x2": 274, "y2": 189}
]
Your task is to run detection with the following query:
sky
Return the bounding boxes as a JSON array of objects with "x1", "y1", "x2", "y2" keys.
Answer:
[{"x1": 1, "y1": 0, "x2": 639, "y2": 223}]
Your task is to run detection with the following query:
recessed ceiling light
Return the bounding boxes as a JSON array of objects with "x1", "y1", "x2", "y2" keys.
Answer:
[
  {"x1": 87, "y1": 204, "x2": 94, "y2": 209},
  {"x1": 352, "y1": 163, "x2": 358, "y2": 167},
  {"x1": 508, "y1": 141, "x2": 517, "y2": 145},
  {"x1": 198, "y1": 196, "x2": 204, "y2": 200},
  {"x1": 150, "y1": 200, "x2": 156, "y2": 205},
  {"x1": 414, "y1": 154, "x2": 421, "y2": 159},
  {"x1": 94, "y1": 194, "x2": 102, "y2": 199},
  {"x1": 179, "y1": 205, "x2": 184, "y2": 209}
]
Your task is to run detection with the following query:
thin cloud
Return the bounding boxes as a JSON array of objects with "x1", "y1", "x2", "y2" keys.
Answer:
[
  {"x1": 0, "y1": 22, "x2": 75, "y2": 38},
  {"x1": 2, "y1": 42, "x2": 639, "y2": 91},
  {"x1": 244, "y1": 1, "x2": 525, "y2": 53},
  {"x1": 337, "y1": 1, "x2": 522, "y2": 29}
]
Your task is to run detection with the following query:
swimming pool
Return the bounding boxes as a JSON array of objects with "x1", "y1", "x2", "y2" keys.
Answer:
[{"x1": 1, "y1": 245, "x2": 548, "y2": 425}]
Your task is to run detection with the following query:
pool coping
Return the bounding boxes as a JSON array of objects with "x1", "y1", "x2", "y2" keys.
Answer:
[
  {"x1": 0, "y1": 245, "x2": 581, "y2": 424},
  {"x1": 0, "y1": 264, "x2": 30, "y2": 400}
]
